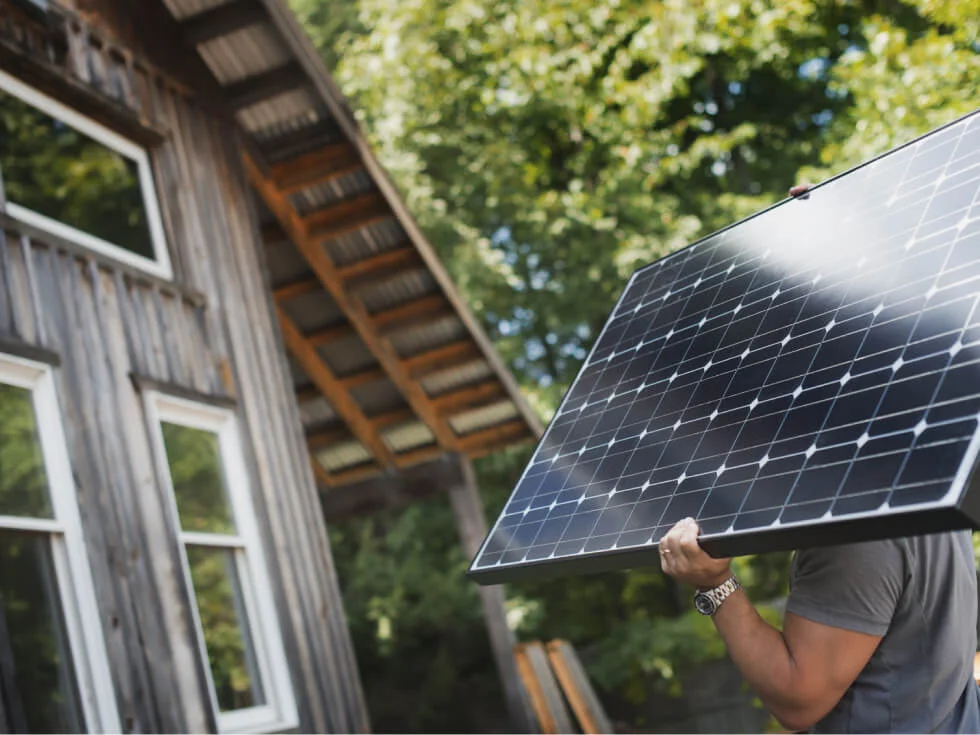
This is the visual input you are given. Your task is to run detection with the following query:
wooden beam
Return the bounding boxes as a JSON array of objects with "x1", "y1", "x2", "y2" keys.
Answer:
[
  {"x1": 328, "y1": 462, "x2": 386, "y2": 487},
  {"x1": 258, "y1": 120, "x2": 340, "y2": 161},
  {"x1": 337, "y1": 245, "x2": 418, "y2": 282},
  {"x1": 372, "y1": 294, "x2": 452, "y2": 332},
  {"x1": 271, "y1": 143, "x2": 364, "y2": 195},
  {"x1": 449, "y1": 457, "x2": 537, "y2": 732},
  {"x1": 341, "y1": 365, "x2": 386, "y2": 388},
  {"x1": 225, "y1": 62, "x2": 307, "y2": 110},
  {"x1": 307, "y1": 425, "x2": 351, "y2": 450},
  {"x1": 296, "y1": 365, "x2": 386, "y2": 403},
  {"x1": 311, "y1": 458, "x2": 335, "y2": 489},
  {"x1": 273, "y1": 276, "x2": 319, "y2": 301},
  {"x1": 276, "y1": 305, "x2": 394, "y2": 466},
  {"x1": 460, "y1": 419, "x2": 530, "y2": 454},
  {"x1": 403, "y1": 341, "x2": 482, "y2": 378},
  {"x1": 545, "y1": 641, "x2": 614, "y2": 735},
  {"x1": 245, "y1": 153, "x2": 460, "y2": 451},
  {"x1": 304, "y1": 192, "x2": 390, "y2": 241},
  {"x1": 432, "y1": 381, "x2": 506, "y2": 415},
  {"x1": 513, "y1": 643, "x2": 574, "y2": 734},
  {"x1": 182, "y1": 0, "x2": 267, "y2": 45},
  {"x1": 307, "y1": 322, "x2": 355, "y2": 346},
  {"x1": 369, "y1": 407, "x2": 414, "y2": 429}
]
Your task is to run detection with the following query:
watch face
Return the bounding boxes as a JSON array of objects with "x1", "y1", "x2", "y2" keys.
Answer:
[{"x1": 694, "y1": 593, "x2": 715, "y2": 616}]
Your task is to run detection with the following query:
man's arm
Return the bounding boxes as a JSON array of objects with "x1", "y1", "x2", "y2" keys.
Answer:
[{"x1": 659, "y1": 518, "x2": 882, "y2": 732}]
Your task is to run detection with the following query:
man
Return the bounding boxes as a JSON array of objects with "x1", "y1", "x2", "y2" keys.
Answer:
[
  {"x1": 659, "y1": 518, "x2": 980, "y2": 732},
  {"x1": 658, "y1": 182, "x2": 980, "y2": 731}
]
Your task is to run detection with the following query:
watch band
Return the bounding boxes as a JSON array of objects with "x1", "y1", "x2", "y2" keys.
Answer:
[
  {"x1": 707, "y1": 576, "x2": 739, "y2": 605},
  {"x1": 694, "y1": 575, "x2": 740, "y2": 615}
]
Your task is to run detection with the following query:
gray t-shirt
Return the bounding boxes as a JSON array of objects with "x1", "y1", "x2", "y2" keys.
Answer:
[{"x1": 786, "y1": 530, "x2": 980, "y2": 733}]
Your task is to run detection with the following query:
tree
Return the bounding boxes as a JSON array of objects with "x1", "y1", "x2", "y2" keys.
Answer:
[{"x1": 292, "y1": 0, "x2": 979, "y2": 729}]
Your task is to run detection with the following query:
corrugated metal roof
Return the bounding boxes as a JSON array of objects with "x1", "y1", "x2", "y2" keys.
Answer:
[
  {"x1": 358, "y1": 269, "x2": 434, "y2": 314},
  {"x1": 264, "y1": 237, "x2": 313, "y2": 284},
  {"x1": 162, "y1": 0, "x2": 541, "y2": 486},
  {"x1": 289, "y1": 169, "x2": 375, "y2": 216},
  {"x1": 421, "y1": 360, "x2": 494, "y2": 396},
  {"x1": 316, "y1": 334, "x2": 376, "y2": 376},
  {"x1": 388, "y1": 315, "x2": 466, "y2": 357},
  {"x1": 197, "y1": 25, "x2": 289, "y2": 84},
  {"x1": 350, "y1": 380, "x2": 404, "y2": 416},
  {"x1": 298, "y1": 396, "x2": 337, "y2": 428},
  {"x1": 281, "y1": 291, "x2": 344, "y2": 333},
  {"x1": 316, "y1": 441, "x2": 371, "y2": 472},
  {"x1": 383, "y1": 422, "x2": 434, "y2": 452},
  {"x1": 451, "y1": 400, "x2": 520, "y2": 435},
  {"x1": 237, "y1": 90, "x2": 322, "y2": 135},
  {"x1": 160, "y1": 0, "x2": 226, "y2": 20},
  {"x1": 326, "y1": 218, "x2": 405, "y2": 266}
]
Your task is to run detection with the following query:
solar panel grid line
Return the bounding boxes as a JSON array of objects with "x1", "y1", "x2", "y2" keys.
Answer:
[
  {"x1": 471, "y1": 109, "x2": 980, "y2": 584},
  {"x1": 501, "y1": 245, "x2": 737, "y2": 563},
  {"x1": 563, "y1": 249, "x2": 980, "y2": 424},
  {"x1": 546, "y1": 301, "x2": 980, "y2": 477}
]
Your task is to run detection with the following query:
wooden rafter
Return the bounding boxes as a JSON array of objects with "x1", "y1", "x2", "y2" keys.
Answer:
[
  {"x1": 403, "y1": 341, "x2": 482, "y2": 378},
  {"x1": 182, "y1": 0, "x2": 266, "y2": 46},
  {"x1": 296, "y1": 364, "x2": 386, "y2": 403},
  {"x1": 273, "y1": 276, "x2": 319, "y2": 301},
  {"x1": 369, "y1": 406, "x2": 414, "y2": 429},
  {"x1": 270, "y1": 142, "x2": 363, "y2": 195},
  {"x1": 373, "y1": 294, "x2": 451, "y2": 332},
  {"x1": 225, "y1": 61, "x2": 307, "y2": 110},
  {"x1": 461, "y1": 419, "x2": 531, "y2": 455},
  {"x1": 276, "y1": 304, "x2": 394, "y2": 466},
  {"x1": 307, "y1": 322, "x2": 355, "y2": 346},
  {"x1": 432, "y1": 381, "x2": 506, "y2": 415},
  {"x1": 337, "y1": 244, "x2": 418, "y2": 282},
  {"x1": 245, "y1": 153, "x2": 461, "y2": 451},
  {"x1": 311, "y1": 458, "x2": 336, "y2": 488},
  {"x1": 307, "y1": 424, "x2": 351, "y2": 450},
  {"x1": 304, "y1": 192, "x2": 390, "y2": 241},
  {"x1": 341, "y1": 365, "x2": 386, "y2": 388}
]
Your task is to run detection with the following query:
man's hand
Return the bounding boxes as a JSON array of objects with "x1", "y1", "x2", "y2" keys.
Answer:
[{"x1": 659, "y1": 517, "x2": 732, "y2": 589}]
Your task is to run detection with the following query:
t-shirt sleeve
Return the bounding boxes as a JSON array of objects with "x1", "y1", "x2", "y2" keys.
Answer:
[{"x1": 784, "y1": 540, "x2": 906, "y2": 637}]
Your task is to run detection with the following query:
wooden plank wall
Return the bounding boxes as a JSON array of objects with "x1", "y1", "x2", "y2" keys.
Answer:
[{"x1": 0, "y1": 4, "x2": 370, "y2": 732}]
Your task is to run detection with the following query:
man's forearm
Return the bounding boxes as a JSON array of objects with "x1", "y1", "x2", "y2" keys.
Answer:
[{"x1": 711, "y1": 590, "x2": 816, "y2": 731}]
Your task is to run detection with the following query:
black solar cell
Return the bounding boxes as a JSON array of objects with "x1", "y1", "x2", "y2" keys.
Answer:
[{"x1": 470, "y1": 110, "x2": 980, "y2": 584}]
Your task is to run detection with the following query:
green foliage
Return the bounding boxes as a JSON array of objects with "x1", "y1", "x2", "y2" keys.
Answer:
[{"x1": 293, "y1": 0, "x2": 979, "y2": 729}]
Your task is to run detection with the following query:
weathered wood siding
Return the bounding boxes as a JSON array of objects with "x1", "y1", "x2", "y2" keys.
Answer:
[{"x1": 0, "y1": 2, "x2": 369, "y2": 732}]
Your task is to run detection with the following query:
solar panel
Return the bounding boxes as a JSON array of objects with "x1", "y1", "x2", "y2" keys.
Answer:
[{"x1": 469, "y1": 110, "x2": 980, "y2": 585}]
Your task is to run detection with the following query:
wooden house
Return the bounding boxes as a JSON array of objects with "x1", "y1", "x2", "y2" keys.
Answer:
[{"x1": 0, "y1": 0, "x2": 541, "y2": 731}]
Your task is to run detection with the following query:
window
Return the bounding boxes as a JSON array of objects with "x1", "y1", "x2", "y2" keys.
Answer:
[
  {"x1": 0, "y1": 355, "x2": 118, "y2": 733},
  {"x1": 146, "y1": 393, "x2": 297, "y2": 733},
  {"x1": 0, "y1": 69, "x2": 171, "y2": 278}
]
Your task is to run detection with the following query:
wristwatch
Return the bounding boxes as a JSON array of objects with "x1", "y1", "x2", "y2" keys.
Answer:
[{"x1": 693, "y1": 575, "x2": 740, "y2": 616}]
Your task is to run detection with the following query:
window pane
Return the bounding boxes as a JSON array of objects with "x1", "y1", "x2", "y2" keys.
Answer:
[
  {"x1": 0, "y1": 88, "x2": 155, "y2": 260},
  {"x1": 186, "y1": 545, "x2": 265, "y2": 712},
  {"x1": 0, "y1": 531, "x2": 84, "y2": 733},
  {"x1": 161, "y1": 422, "x2": 236, "y2": 534},
  {"x1": 0, "y1": 383, "x2": 53, "y2": 519}
]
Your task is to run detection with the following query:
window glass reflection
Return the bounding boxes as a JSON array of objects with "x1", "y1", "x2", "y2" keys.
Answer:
[
  {"x1": 0, "y1": 383, "x2": 53, "y2": 519},
  {"x1": 161, "y1": 422, "x2": 236, "y2": 535},
  {"x1": 0, "y1": 531, "x2": 84, "y2": 733},
  {"x1": 0, "y1": 88, "x2": 155, "y2": 259},
  {"x1": 186, "y1": 545, "x2": 265, "y2": 712}
]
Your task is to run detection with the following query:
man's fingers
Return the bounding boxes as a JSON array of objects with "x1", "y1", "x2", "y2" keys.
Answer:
[{"x1": 789, "y1": 183, "x2": 811, "y2": 197}]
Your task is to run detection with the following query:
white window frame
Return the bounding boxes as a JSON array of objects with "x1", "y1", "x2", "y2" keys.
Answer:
[
  {"x1": 145, "y1": 392, "x2": 298, "y2": 734},
  {"x1": 0, "y1": 68, "x2": 172, "y2": 279},
  {"x1": 0, "y1": 354, "x2": 119, "y2": 733}
]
